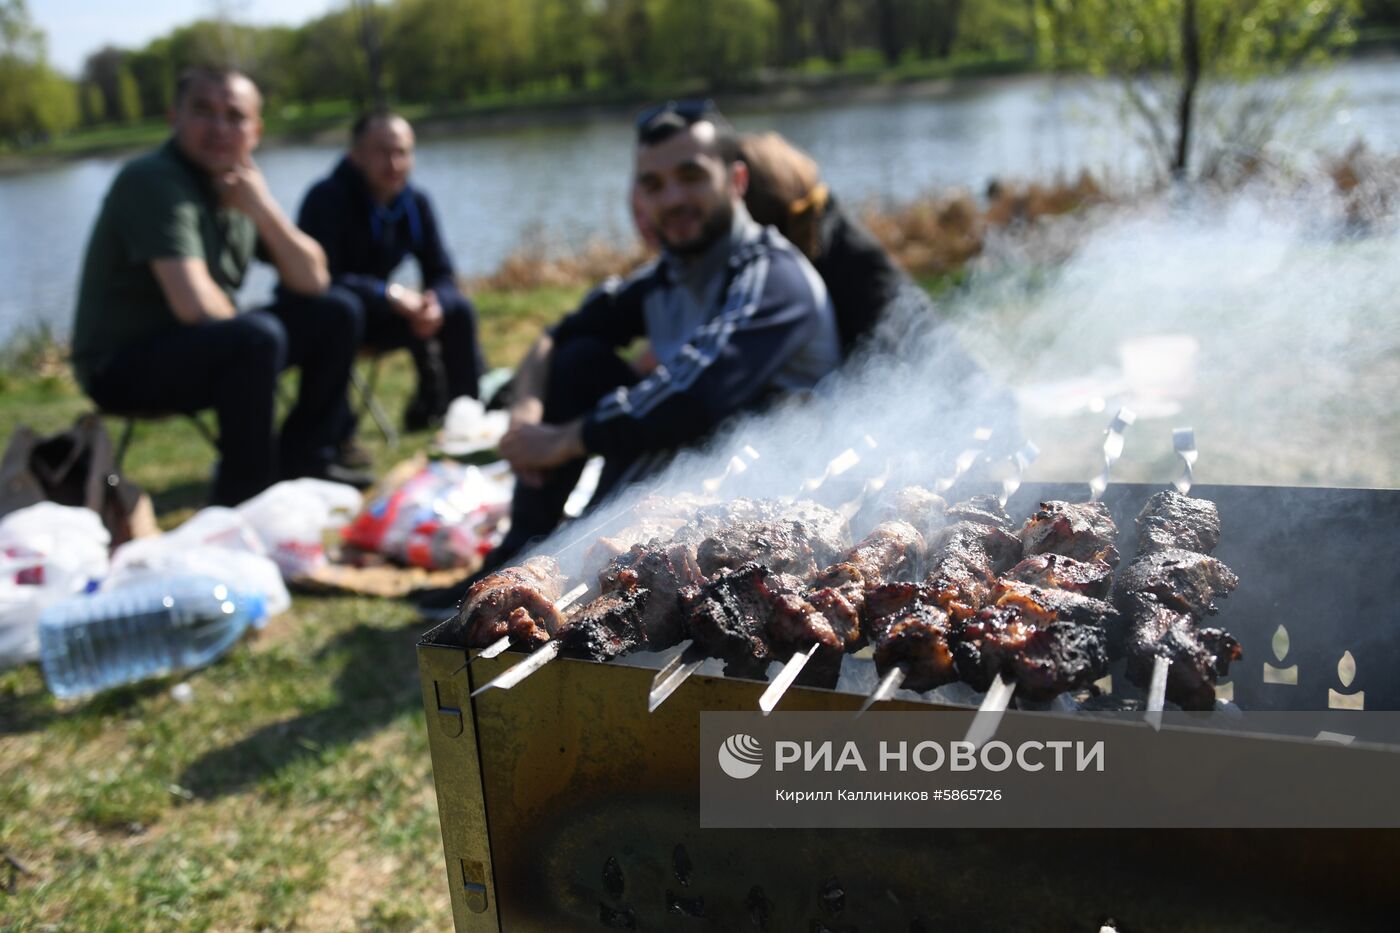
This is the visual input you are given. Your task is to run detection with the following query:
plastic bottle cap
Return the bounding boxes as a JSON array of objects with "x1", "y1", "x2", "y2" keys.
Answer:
[{"x1": 246, "y1": 592, "x2": 268, "y2": 626}]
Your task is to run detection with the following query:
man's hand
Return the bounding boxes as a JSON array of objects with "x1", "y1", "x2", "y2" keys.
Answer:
[
  {"x1": 217, "y1": 158, "x2": 276, "y2": 220},
  {"x1": 388, "y1": 285, "x2": 444, "y2": 339},
  {"x1": 499, "y1": 419, "x2": 585, "y2": 481}
]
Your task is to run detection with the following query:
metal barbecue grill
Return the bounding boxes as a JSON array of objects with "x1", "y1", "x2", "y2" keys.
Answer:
[{"x1": 417, "y1": 481, "x2": 1400, "y2": 931}]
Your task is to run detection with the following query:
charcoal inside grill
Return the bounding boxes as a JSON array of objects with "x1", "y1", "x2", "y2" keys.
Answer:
[
  {"x1": 1135, "y1": 489, "x2": 1222, "y2": 555},
  {"x1": 1018, "y1": 499, "x2": 1121, "y2": 566}
]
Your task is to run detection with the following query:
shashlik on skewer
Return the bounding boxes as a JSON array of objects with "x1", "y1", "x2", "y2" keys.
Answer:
[{"x1": 1114, "y1": 490, "x2": 1241, "y2": 711}]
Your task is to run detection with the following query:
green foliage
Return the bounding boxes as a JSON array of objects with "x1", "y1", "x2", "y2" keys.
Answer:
[
  {"x1": 0, "y1": 0, "x2": 78, "y2": 144},
  {"x1": 1035, "y1": 0, "x2": 1360, "y2": 177}
]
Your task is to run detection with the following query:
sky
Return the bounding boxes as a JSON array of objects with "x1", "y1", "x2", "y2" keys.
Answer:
[{"x1": 31, "y1": 0, "x2": 335, "y2": 75}]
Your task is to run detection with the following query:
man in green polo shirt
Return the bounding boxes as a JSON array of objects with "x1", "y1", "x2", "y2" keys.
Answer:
[{"x1": 72, "y1": 66, "x2": 369, "y2": 505}]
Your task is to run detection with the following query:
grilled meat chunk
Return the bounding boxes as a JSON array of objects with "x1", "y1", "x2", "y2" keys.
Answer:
[
  {"x1": 1113, "y1": 548, "x2": 1238, "y2": 618},
  {"x1": 944, "y1": 494, "x2": 1013, "y2": 529},
  {"x1": 1007, "y1": 553, "x2": 1114, "y2": 598},
  {"x1": 884, "y1": 486, "x2": 948, "y2": 540},
  {"x1": 1018, "y1": 500, "x2": 1121, "y2": 566},
  {"x1": 863, "y1": 583, "x2": 958, "y2": 693},
  {"x1": 800, "y1": 521, "x2": 927, "y2": 656},
  {"x1": 694, "y1": 504, "x2": 849, "y2": 580},
  {"x1": 598, "y1": 541, "x2": 703, "y2": 649},
  {"x1": 924, "y1": 520, "x2": 1023, "y2": 616},
  {"x1": 451, "y1": 556, "x2": 565, "y2": 648},
  {"x1": 1119, "y1": 591, "x2": 1241, "y2": 710},
  {"x1": 954, "y1": 581, "x2": 1116, "y2": 700},
  {"x1": 1135, "y1": 490, "x2": 1222, "y2": 556},
  {"x1": 684, "y1": 563, "x2": 835, "y2": 677},
  {"x1": 548, "y1": 588, "x2": 650, "y2": 661}
]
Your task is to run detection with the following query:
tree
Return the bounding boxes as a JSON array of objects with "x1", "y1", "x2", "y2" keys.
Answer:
[
  {"x1": 652, "y1": 0, "x2": 775, "y2": 87},
  {"x1": 1, "y1": 0, "x2": 78, "y2": 143},
  {"x1": 1038, "y1": 0, "x2": 1360, "y2": 180}
]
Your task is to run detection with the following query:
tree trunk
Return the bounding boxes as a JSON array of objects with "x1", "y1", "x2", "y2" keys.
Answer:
[
  {"x1": 1173, "y1": 0, "x2": 1200, "y2": 179},
  {"x1": 353, "y1": 0, "x2": 387, "y2": 109},
  {"x1": 877, "y1": 0, "x2": 904, "y2": 65}
]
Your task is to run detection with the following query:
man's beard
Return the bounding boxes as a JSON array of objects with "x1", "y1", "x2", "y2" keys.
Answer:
[{"x1": 661, "y1": 199, "x2": 734, "y2": 257}]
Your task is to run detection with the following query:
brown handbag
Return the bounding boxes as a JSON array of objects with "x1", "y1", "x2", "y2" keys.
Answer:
[{"x1": 0, "y1": 414, "x2": 154, "y2": 546}]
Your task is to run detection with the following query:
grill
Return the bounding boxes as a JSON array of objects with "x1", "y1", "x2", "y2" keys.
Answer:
[{"x1": 417, "y1": 482, "x2": 1400, "y2": 931}]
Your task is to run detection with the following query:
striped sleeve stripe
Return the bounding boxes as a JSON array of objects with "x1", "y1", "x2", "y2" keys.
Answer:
[{"x1": 592, "y1": 250, "x2": 772, "y2": 423}]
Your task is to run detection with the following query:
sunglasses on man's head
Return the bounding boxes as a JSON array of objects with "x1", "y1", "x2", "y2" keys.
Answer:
[{"x1": 634, "y1": 99, "x2": 721, "y2": 135}]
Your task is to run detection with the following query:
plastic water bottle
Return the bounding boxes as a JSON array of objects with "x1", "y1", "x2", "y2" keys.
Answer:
[{"x1": 38, "y1": 575, "x2": 266, "y2": 700}]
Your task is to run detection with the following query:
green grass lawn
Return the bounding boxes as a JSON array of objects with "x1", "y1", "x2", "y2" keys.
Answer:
[{"x1": 0, "y1": 286, "x2": 581, "y2": 931}]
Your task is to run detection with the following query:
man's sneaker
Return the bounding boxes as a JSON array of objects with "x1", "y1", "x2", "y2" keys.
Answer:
[{"x1": 337, "y1": 437, "x2": 374, "y2": 469}]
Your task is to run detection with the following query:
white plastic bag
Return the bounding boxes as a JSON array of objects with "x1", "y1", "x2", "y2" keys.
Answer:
[
  {"x1": 0, "y1": 503, "x2": 110, "y2": 668},
  {"x1": 105, "y1": 506, "x2": 290, "y2": 621},
  {"x1": 236, "y1": 479, "x2": 362, "y2": 580}
]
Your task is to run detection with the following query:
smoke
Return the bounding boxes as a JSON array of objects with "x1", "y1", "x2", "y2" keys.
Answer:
[{"x1": 534, "y1": 164, "x2": 1400, "y2": 580}]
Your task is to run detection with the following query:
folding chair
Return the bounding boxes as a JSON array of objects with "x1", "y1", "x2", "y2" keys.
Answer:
[{"x1": 351, "y1": 351, "x2": 400, "y2": 450}]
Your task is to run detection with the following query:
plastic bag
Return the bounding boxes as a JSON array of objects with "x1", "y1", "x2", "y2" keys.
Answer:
[
  {"x1": 435, "y1": 395, "x2": 509, "y2": 456},
  {"x1": 0, "y1": 503, "x2": 110, "y2": 668},
  {"x1": 236, "y1": 479, "x2": 362, "y2": 580},
  {"x1": 342, "y1": 460, "x2": 512, "y2": 569},
  {"x1": 105, "y1": 506, "x2": 290, "y2": 622}
]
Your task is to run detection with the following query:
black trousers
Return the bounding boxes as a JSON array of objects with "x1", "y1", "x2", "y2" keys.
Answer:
[
  {"x1": 86, "y1": 288, "x2": 360, "y2": 506},
  {"x1": 482, "y1": 336, "x2": 647, "y2": 573},
  {"x1": 358, "y1": 288, "x2": 484, "y2": 410}
]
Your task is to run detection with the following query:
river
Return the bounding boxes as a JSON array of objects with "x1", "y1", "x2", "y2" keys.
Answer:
[{"x1": 1, "y1": 59, "x2": 1397, "y2": 346}]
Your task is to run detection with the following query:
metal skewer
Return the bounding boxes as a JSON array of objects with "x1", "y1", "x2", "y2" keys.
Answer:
[
  {"x1": 480, "y1": 440, "x2": 773, "y2": 699},
  {"x1": 469, "y1": 581, "x2": 591, "y2": 664},
  {"x1": 964, "y1": 674, "x2": 1016, "y2": 749},
  {"x1": 934, "y1": 426, "x2": 994, "y2": 493},
  {"x1": 648, "y1": 642, "x2": 709, "y2": 713},
  {"x1": 759, "y1": 643, "x2": 822, "y2": 715},
  {"x1": 1088, "y1": 407, "x2": 1136, "y2": 502},
  {"x1": 855, "y1": 665, "x2": 908, "y2": 718},
  {"x1": 1146, "y1": 427, "x2": 1199, "y2": 727},
  {"x1": 650, "y1": 443, "x2": 882, "y2": 714}
]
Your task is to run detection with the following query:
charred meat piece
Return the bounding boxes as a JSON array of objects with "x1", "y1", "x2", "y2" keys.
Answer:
[
  {"x1": 1113, "y1": 548, "x2": 1238, "y2": 618},
  {"x1": 1007, "y1": 553, "x2": 1115, "y2": 599},
  {"x1": 695, "y1": 506, "x2": 849, "y2": 580},
  {"x1": 924, "y1": 521, "x2": 1023, "y2": 616},
  {"x1": 884, "y1": 486, "x2": 948, "y2": 539},
  {"x1": 450, "y1": 556, "x2": 565, "y2": 648},
  {"x1": 1135, "y1": 490, "x2": 1222, "y2": 556},
  {"x1": 1119, "y1": 591, "x2": 1241, "y2": 710},
  {"x1": 684, "y1": 563, "x2": 835, "y2": 677},
  {"x1": 598, "y1": 541, "x2": 703, "y2": 649},
  {"x1": 1018, "y1": 500, "x2": 1121, "y2": 566},
  {"x1": 806, "y1": 521, "x2": 926, "y2": 649},
  {"x1": 545, "y1": 588, "x2": 650, "y2": 661},
  {"x1": 954, "y1": 584, "x2": 1115, "y2": 700},
  {"x1": 864, "y1": 583, "x2": 958, "y2": 693},
  {"x1": 944, "y1": 494, "x2": 1013, "y2": 529}
]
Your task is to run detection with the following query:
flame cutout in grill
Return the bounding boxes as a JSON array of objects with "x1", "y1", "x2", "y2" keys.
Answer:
[
  {"x1": 1264, "y1": 624, "x2": 1298, "y2": 685},
  {"x1": 1329, "y1": 651, "x2": 1364, "y2": 710}
]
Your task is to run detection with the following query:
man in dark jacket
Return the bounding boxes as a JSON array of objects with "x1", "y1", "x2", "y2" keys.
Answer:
[
  {"x1": 417, "y1": 101, "x2": 840, "y2": 615},
  {"x1": 297, "y1": 112, "x2": 484, "y2": 429}
]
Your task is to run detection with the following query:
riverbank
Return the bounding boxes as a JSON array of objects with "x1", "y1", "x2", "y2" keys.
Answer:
[{"x1": 0, "y1": 50, "x2": 1033, "y2": 174}]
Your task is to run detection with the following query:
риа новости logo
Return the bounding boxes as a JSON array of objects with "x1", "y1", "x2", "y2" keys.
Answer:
[{"x1": 718, "y1": 733, "x2": 764, "y2": 779}]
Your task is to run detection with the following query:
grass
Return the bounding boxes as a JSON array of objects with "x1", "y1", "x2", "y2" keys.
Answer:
[{"x1": 0, "y1": 286, "x2": 580, "y2": 931}]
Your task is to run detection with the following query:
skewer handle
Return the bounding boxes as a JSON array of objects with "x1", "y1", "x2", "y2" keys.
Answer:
[
  {"x1": 1172, "y1": 427, "x2": 1197, "y2": 495},
  {"x1": 1088, "y1": 408, "x2": 1136, "y2": 502}
]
